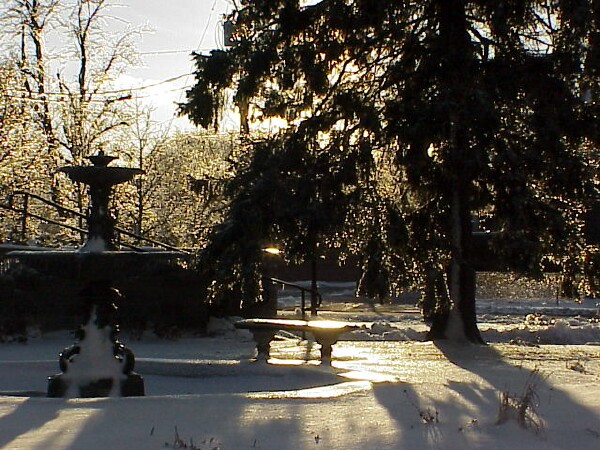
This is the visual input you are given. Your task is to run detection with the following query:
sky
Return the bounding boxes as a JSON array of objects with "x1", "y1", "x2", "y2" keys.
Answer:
[{"x1": 112, "y1": 0, "x2": 234, "y2": 130}]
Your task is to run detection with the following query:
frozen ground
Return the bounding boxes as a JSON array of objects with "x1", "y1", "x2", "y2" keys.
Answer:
[{"x1": 0, "y1": 292, "x2": 599, "y2": 450}]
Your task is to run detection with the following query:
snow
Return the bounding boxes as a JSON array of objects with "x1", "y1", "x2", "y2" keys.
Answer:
[
  {"x1": 1, "y1": 294, "x2": 600, "y2": 449},
  {"x1": 60, "y1": 309, "x2": 127, "y2": 397},
  {"x1": 78, "y1": 236, "x2": 108, "y2": 253}
]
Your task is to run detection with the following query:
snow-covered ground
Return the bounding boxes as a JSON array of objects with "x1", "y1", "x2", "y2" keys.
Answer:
[{"x1": 1, "y1": 290, "x2": 599, "y2": 450}]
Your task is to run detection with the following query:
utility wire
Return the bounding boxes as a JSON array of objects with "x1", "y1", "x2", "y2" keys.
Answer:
[
  {"x1": 165, "y1": 0, "x2": 219, "y2": 132},
  {"x1": 140, "y1": 49, "x2": 193, "y2": 55},
  {"x1": 3, "y1": 72, "x2": 194, "y2": 100}
]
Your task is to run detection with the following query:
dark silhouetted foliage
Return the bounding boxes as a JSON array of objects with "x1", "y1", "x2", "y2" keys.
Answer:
[{"x1": 183, "y1": 1, "x2": 599, "y2": 342}]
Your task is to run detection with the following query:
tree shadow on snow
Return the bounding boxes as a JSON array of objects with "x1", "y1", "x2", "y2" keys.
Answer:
[
  {"x1": 373, "y1": 341, "x2": 600, "y2": 449},
  {"x1": 0, "y1": 397, "x2": 63, "y2": 448}
]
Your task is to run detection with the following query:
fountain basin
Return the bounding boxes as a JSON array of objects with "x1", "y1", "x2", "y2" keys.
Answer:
[
  {"x1": 5, "y1": 250, "x2": 188, "y2": 282},
  {"x1": 3, "y1": 249, "x2": 193, "y2": 397},
  {"x1": 59, "y1": 166, "x2": 144, "y2": 187}
]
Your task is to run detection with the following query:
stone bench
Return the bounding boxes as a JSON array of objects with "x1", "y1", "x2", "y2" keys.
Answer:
[{"x1": 235, "y1": 318, "x2": 359, "y2": 363}]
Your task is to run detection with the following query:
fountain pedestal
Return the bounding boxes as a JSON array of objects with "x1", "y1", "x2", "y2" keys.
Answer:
[{"x1": 6, "y1": 250, "x2": 185, "y2": 397}]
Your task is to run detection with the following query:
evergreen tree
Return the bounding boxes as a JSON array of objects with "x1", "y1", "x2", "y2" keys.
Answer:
[{"x1": 182, "y1": 0, "x2": 599, "y2": 341}]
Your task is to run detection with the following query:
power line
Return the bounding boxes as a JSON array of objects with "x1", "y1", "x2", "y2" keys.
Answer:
[
  {"x1": 197, "y1": 0, "x2": 219, "y2": 53},
  {"x1": 165, "y1": 0, "x2": 220, "y2": 133},
  {"x1": 140, "y1": 50, "x2": 193, "y2": 56},
  {"x1": 139, "y1": 46, "x2": 221, "y2": 56},
  {"x1": 3, "y1": 72, "x2": 194, "y2": 99},
  {"x1": 1, "y1": 94, "x2": 123, "y2": 104},
  {"x1": 97, "y1": 73, "x2": 194, "y2": 94}
]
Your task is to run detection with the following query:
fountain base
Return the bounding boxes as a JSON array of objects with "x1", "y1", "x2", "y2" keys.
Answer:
[
  {"x1": 43, "y1": 282, "x2": 145, "y2": 398},
  {"x1": 47, "y1": 372, "x2": 144, "y2": 398}
]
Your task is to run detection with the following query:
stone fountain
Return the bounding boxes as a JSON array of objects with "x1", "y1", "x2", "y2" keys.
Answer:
[
  {"x1": 60, "y1": 151, "x2": 143, "y2": 252},
  {"x1": 7, "y1": 151, "x2": 151, "y2": 397}
]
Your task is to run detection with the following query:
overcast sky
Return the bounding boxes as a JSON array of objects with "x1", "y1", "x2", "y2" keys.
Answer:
[{"x1": 116, "y1": 0, "x2": 233, "y2": 129}]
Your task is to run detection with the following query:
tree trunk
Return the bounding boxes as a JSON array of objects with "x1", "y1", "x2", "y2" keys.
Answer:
[
  {"x1": 428, "y1": 186, "x2": 484, "y2": 343},
  {"x1": 450, "y1": 253, "x2": 483, "y2": 343},
  {"x1": 427, "y1": 0, "x2": 484, "y2": 344},
  {"x1": 424, "y1": 266, "x2": 451, "y2": 340}
]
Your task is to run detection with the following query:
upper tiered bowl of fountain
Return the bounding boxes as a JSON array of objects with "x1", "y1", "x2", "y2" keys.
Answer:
[{"x1": 59, "y1": 153, "x2": 143, "y2": 188}]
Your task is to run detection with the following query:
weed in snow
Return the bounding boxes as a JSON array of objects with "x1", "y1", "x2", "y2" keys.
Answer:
[
  {"x1": 585, "y1": 428, "x2": 600, "y2": 438},
  {"x1": 566, "y1": 360, "x2": 588, "y2": 374},
  {"x1": 496, "y1": 370, "x2": 544, "y2": 434},
  {"x1": 403, "y1": 389, "x2": 439, "y2": 424},
  {"x1": 164, "y1": 426, "x2": 221, "y2": 450},
  {"x1": 458, "y1": 418, "x2": 480, "y2": 433}
]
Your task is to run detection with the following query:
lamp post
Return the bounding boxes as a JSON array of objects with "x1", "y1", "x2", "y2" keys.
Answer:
[{"x1": 261, "y1": 246, "x2": 281, "y2": 317}]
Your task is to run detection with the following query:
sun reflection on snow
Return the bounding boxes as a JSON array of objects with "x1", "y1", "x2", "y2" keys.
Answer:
[
  {"x1": 0, "y1": 400, "x2": 20, "y2": 418},
  {"x1": 338, "y1": 370, "x2": 400, "y2": 383},
  {"x1": 266, "y1": 357, "x2": 322, "y2": 366},
  {"x1": 238, "y1": 379, "x2": 401, "y2": 448},
  {"x1": 247, "y1": 380, "x2": 372, "y2": 399}
]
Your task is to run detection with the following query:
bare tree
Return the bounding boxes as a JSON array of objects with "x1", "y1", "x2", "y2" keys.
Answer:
[
  {"x1": 0, "y1": 61, "x2": 48, "y2": 185},
  {"x1": 119, "y1": 130, "x2": 237, "y2": 249},
  {"x1": 55, "y1": 0, "x2": 141, "y2": 163},
  {"x1": 0, "y1": 59, "x2": 63, "y2": 243},
  {"x1": 116, "y1": 99, "x2": 170, "y2": 240},
  {"x1": 1, "y1": 0, "x2": 146, "y2": 242},
  {"x1": 1, "y1": 0, "x2": 61, "y2": 147}
]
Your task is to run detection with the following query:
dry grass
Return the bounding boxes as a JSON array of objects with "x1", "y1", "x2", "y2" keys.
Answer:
[
  {"x1": 496, "y1": 370, "x2": 544, "y2": 434},
  {"x1": 164, "y1": 426, "x2": 221, "y2": 450}
]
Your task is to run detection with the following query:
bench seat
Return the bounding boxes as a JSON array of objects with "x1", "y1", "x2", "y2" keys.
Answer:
[{"x1": 235, "y1": 318, "x2": 359, "y2": 363}]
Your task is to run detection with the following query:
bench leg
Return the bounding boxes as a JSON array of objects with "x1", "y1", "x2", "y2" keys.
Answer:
[
  {"x1": 312, "y1": 331, "x2": 341, "y2": 364},
  {"x1": 250, "y1": 329, "x2": 276, "y2": 362}
]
